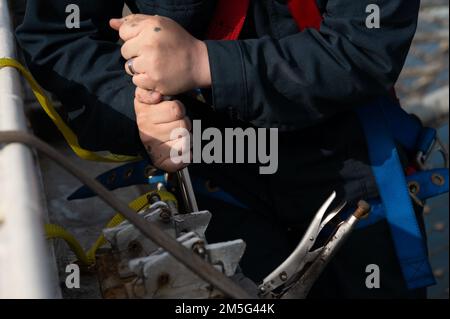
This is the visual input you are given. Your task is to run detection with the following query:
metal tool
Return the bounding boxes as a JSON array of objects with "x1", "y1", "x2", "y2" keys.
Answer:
[
  {"x1": 127, "y1": 232, "x2": 246, "y2": 299},
  {"x1": 177, "y1": 168, "x2": 199, "y2": 213},
  {"x1": 416, "y1": 135, "x2": 449, "y2": 170},
  {"x1": 258, "y1": 192, "x2": 370, "y2": 298},
  {"x1": 163, "y1": 94, "x2": 199, "y2": 213}
]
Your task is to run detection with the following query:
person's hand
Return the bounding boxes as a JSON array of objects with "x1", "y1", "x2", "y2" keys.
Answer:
[
  {"x1": 134, "y1": 87, "x2": 192, "y2": 172},
  {"x1": 110, "y1": 14, "x2": 211, "y2": 95}
]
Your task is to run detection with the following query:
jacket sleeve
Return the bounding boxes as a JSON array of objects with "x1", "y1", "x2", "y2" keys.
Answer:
[
  {"x1": 205, "y1": 0, "x2": 420, "y2": 130},
  {"x1": 16, "y1": 0, "x2": 142, "y2": 155}
]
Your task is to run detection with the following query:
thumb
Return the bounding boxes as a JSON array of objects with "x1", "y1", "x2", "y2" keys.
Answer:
[
  {"x1": 109, "y1": 18, "x2": 124, "y2": 31},
  {"x1": 135, "y1": 87, "x2": 164, "y2": 105}
]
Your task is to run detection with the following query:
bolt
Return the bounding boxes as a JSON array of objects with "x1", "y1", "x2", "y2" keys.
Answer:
[
  {"x1": 431, "y1": 174, "x2": 445, "y2": 186},
  {"x1": 353, "y1": 200, "x2": 371, "y2": 219},
  {"x1": 127, "y1": 240, "x2": 143, "y2": 258},
  {"x1": 107, "y1": 171, "x2": 116, "y2": 184},
  {"x1": 148, "y1": 193, "x2": 161, "y2": 205},
  {"x1": 408, "y1": 181, "x2": 420, "y2": 195},
  {"x1": 192, "y1": 241, "x2": 206, "y2": 257},
  {"x1": 433, "y1": 222, "x2": 446, "y2": 232},
  {"x1": 124, "y1": 168, "x2": 134, "y2": 179},
  {"x1": 159, "y1": 207, "x2": 172, "y2": 223},
  {"x1": 433, "y1": 268, "x2": 445, "y2": 278},
  {"x1": 144, "y1": 166, "x2": 158, "y2": 178},
  {"x1": 279, "y1": 271, "x2": 288, "y2": 281},
  {"x1": 157, "y1": 272, "x2": 170, "y2": 288}
]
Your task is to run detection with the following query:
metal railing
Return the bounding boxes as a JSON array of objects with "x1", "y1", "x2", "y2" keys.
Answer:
[{"x1": 0, "y1": 0, "x2": 53, "y2": 298}]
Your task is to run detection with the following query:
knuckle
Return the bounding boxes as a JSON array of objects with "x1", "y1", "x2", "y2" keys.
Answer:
[
  {"x1": 152, "y1": 15, "x2": 164, "y2": 24},
  {"x1": 135, "y1": 87, "x2": 142, "y2": 100},
  {"x1": 120, "y1": 45, "x2": 127, "y2": 58},
  {"x1": 143, "y1": 19, "x2": 153, "y2": 27},
  {"x1": 131, "y1": 76, "x2": 139, "y2": 87},
  {"x1": 170, "y1": 101, "x2": 185, "y2": 119},
  {"x1": 119, "y1": 28, "x2": 128, "y2": 40},
  {"x1": 150, "y1": 40, "x2": 162, "y2": 50},
  {"x1": 151, "y1": 70, "x2": 163, "y2": 83},
  {"x1": 141, "y1": 44, "x2": 153, "y2": 55}
]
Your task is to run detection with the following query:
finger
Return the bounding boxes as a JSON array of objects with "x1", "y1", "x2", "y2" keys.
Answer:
[
  {"x1": 135, "y1": 87, "x2": 163, "y2": 104},
  {"x1": 125, "y1": 56, "x2": 146, "y2": 76},
  {"x1": 155, "y1": 156, "x2": 188, "y2": 173},
  {"x1": 121, "y1": 36, "x2": 141, "y2": 61},
  {"x1": 135, "y1": 99, "x2": 186, "y2": 123},
  {"x1": 125, "y1": 58, "x2": 138, "y2": 76},
  {"x1": 118, "y1": 14, "x2": 149, "y2": 41},
  {"x1": 139, "y1": 118, "x2": 191, "y2": 144},
  {"x1": 109, "y1": 18, "x2": 124, "y2": 31},
  {"x1": 152, "y1": 139, "x2": 191, "y2": 172},
  {"x1": 132, "y1": 73, "x2": 155, "y2": 91}
]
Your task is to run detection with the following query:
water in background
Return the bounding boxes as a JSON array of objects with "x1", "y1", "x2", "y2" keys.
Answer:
[{"x1": 398, "y1": 1, "x2": 449, "y2": 299}]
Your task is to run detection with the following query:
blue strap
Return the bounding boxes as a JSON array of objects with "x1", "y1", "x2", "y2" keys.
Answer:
[
  {"x1": 410, "y1": 168, "x2": 448, "y2": 200},
  {"x1": 356, "y1": 96, "x2": 436, "y2": 289},
  {"x1": 67, "y1": 160, "x2": 164, "y2": 200},
  {"x1": 354, "y1": 168, "x2": 449, "y2": 228},
  {"x1": 380, "y1": 98, "x2": 424, "y2": 153},
  {"x1": 417, "y1": 128, "x2": 437, "y2": 154}
]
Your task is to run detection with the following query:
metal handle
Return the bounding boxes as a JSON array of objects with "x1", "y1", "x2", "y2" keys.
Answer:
[{"x1": 177, "y1": 168, "x2": 199, "y2": 213}]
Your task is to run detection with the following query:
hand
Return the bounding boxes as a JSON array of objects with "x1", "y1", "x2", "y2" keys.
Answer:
[
  {"x1": 110, "y1": 14, "x2": 211, "y2": 95},
  {"x1": 134, "y1": 87, "x2": 192, "y2": 172}
]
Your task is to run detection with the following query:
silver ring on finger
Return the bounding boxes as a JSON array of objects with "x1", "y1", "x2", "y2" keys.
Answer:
[{"x1": 127, "y1": 58, "x2": 138, "y2": 75}]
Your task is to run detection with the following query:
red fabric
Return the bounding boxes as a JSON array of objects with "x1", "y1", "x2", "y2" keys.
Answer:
[
  {"x1": 405, "y1": 166, "x2": 417, "y2": 176},
  {"x1": 206, "y1": 0, "x2": 322, "y2": 40},
  {"x1": 206, "y1": 0, "x2": 250, "y2": 40},
  {"x1": 287, "y1": 0, "x2": 322, "y2": 31}
]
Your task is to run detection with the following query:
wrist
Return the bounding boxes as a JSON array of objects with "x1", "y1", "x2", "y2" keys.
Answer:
[{"x1": 192, "y1": 40, "x2": 212, "y2": 88}]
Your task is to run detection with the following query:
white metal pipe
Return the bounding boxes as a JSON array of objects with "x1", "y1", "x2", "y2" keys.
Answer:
[{"x1": 0, "y1": 0, "x2": 53, "y2": 298}]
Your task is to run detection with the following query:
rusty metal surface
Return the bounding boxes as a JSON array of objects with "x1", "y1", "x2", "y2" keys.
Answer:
[{"x1": 96, "y1": 249, "x2": 131, "y2": 299}]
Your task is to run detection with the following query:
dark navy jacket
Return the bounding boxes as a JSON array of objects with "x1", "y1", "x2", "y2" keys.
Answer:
[{"x1": 16, "y1": 0, "x2": 420, "y2": 226}]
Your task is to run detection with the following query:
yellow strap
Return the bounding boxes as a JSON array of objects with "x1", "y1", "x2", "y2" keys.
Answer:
[
  {"x1": 0, "y1": 57, "x2": 138, "y2": 163},
  {"x1": 45, "y1": 190, "x2": 177, "y2": 265},
  {"x1": 44, "y1": 223, "x2": 90, "y2": 265}
]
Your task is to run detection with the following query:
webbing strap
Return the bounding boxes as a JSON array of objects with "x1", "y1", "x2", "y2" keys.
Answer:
[
  {"x1": 287, "y1": 0, "x2": 322, "y2": 30},
  {"x1": 206, "y1": 0, "x2": 436, "y2": 289},
  {"x1": 278, "y1": 0, "x2": 436, "y2": 289},
  {"x1": 356, "y1": 97, "x2": 435, "y2": 289},
  {"x1": 0, "y1": 57, "x2": 138, "y2": 163},
  {"x1": 206, "y1": 0, "x2": 250, "y2": 40}
]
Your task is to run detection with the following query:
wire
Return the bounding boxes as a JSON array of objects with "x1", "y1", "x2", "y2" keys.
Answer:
[{"x1": 0, "y1": 130, "x2": 251, "y2": 299}]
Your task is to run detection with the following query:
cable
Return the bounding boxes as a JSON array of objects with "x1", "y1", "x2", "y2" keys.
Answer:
[{"x1": 0, "y1": 130, "x2": 251, "y2": 299}]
